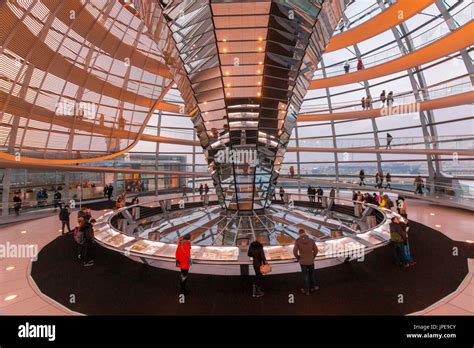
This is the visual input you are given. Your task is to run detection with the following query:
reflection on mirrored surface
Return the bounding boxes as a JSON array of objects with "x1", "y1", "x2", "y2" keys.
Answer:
[
  {"x1": 158, "y1": 0, "x2": 346, "y2": 211},
  {"x1": 131, "y1": 203, "x2": 375, "y2": 247}
]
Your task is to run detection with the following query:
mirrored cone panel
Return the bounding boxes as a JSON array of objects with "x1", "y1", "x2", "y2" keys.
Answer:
[{"x1": 159, "y1": 0, "x2": 346, "y2": 210}]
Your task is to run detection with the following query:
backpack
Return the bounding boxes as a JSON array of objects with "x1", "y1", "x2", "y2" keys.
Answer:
[{"x1": 74, "y1": 226, "x2": 85, "y2": 244}]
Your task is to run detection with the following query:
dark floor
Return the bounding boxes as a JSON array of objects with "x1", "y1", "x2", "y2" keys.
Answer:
[{"x1": 31, "y1": 221, "x2": 473, "y2": 315}]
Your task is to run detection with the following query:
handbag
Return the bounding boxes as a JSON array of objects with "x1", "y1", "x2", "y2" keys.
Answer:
[{"x1": 260, "y1": 263, "x2": 271, "y2": 274}]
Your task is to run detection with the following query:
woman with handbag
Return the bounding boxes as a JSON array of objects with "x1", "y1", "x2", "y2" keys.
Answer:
[
  {"x1": 247, "y1": 237, "x2": 268, "y2": 298},
  {"x1": 176, "y1": 233, "x2": 192, "y2": 295}
]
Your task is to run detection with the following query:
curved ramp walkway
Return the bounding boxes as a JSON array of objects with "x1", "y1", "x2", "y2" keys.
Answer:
[
  {"x1": 298, "y1": 91, "x2": 474, "y2": 122},
  {"x1": 326, "y1": 0, "x2": 436, "y2": 53},
  {"x1": 309, "y1": 22, "x2": 474, "y2": 89}
]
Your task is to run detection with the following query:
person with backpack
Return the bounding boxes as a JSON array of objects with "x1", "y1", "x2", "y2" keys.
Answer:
[
  {"x1": 247, "y1": 237, "x2": 267, "y2": 298},
  {"x1": 293, "y1": 229, "x2": 319, "y2": 295},
  {"x1": 175, "y1": 233, "x2": 192, "y2": 295},
  {"x1": 59, "y1": 205, "x2": 72, "y2": 235},
  {"x1": 389, "y1": 217, "x2": 409, "y2": 268},
  {"x1": 75, "y1": 217, "x2": 95, "y2": 267}
]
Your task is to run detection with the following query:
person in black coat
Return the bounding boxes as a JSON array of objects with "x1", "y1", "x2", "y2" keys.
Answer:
[
  {"x1": 247, "y1": 238, "x2": 267, "y2": 298},
  {"x1": 13, "y1": 194, "x2": 22, "y2": 216},
  {"x1": 78, "y1": 207, "x2": 92, "y2": 222},
  {"x1": 77, "y1": 217, "x2": 95, "y2": 267},
  {"x1": 59, "y1": 205, "x2": 72, "y2": 234}
]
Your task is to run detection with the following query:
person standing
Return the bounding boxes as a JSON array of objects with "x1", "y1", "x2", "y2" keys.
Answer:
[
  {"x1": 386, "y1": 133, "x2": 393, "y2": 149},
  {"x1": 199, "y1": 184, "x2": 204, "y2": 200},
  {"x1": 355, "y1": 192, "x2": 363, "y2": 217},
  {"x1": 389, "y1": 217, "x2": 408, "y2": 268},
  {"x1": 131, "y1": 196, "x2": 140, "y2": 220},
  {"x1": 361, "y1": 97, "x2": 366, "y2": 110},
  {"x1": 103, "y1": 185, "x2": 109, "y2": 198},
  {"x1": 204, "y1": 184, "x2": 210, "y2": 196},
  {"x1": 293, "y1": 229, "x2": 319, "y2": 295},
  {"x1": 380, "y1": 90, "x2": 386, "y2": 106},
  {"x1": 59, "y1": 205, "x2": 72, "y2": 234},
  {"x1": 414, "y1": 176, "x2": 424, "y2": 194},
  {"x1": 42, "y1": 189, "x2": 49, "y2": 207},
  {"x1": 118, "y1": 115, "x2": 126, "y2": 130},
  {"x1": 366, "y1": 95, "x2": 373, "y2": 109},
  {"x1": 13, "y1": 194, "x2": 22, "y2": 216},
  {"x1": 76, "y1": 217, "x2": 95, "y2": 267},
  {"x1": 53, "y1": 190, "x2": 62, "y2": 210},
  {"x1": 307, "y1": 186, "x2": 313, "y2": 203},
  {"x1": 182, "y1": 185, "x2": 188, "y2": 200},
  {"x1": 78, "y1": 206, "x2": 92, "y2": 222},
  {"x1": 176, "y1": 233, "x2": 192, "y2": 295},
  {"x1": 316, "y1": 186, "x2": 323, "y2": 204},
  {"x1": 398, "y1": 196, "x2": 408, "y2": 219},
  {"x1": 107, "y1": 184, "x2": 114, "y2": 200},
  {"x1": 329, "y1": 187, "x2": 336, "y2": 206},
  {"x1": 385, "y1": 173, "x2": 392, "y2": 190},
  {"x1": 36, "y1": 190, "x2": 43, "y2": 208},
  {"x1": 247, "y1": 237, "x2": 267, "y2": 298},
  {"x1": 343, "y1": 60, "x2": 350, "y2": 73},
  {"x1": 387, "y1": 91, "x2": 394, "y2": 106},
  {"x1": 375, "y1": 172, "x2": 380, "y2": 188},
  {"x1": 359, "y1": 169, "x2": 365, "y2": 185},
  {"x1": 289, "y1": 166, "x2": 295, "y2": 178},
  {"x1": 357, "y1": 58, "x2": 363, "y2": 70},
  {"x1": 401, "y1": 219, "x2": 416, "y2": 267},
  {"x1": 279, "y1": 186, "x2": 285, "y2": 201},
  {"x1": 352, "y1": 190, "x2": 358, "y2": 203}
]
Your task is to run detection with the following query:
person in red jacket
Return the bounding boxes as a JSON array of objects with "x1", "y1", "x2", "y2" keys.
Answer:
[{"x1": 176, "y1": 233, "x2": 192, "y2": 295}]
